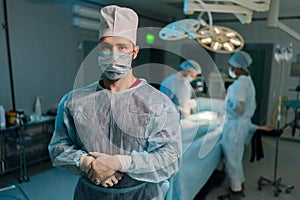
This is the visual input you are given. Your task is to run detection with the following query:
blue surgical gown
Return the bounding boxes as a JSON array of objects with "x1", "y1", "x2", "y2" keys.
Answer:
[
  {"x1": 48, "y1": 79, "x2": 182, "y2": 199},
  {"x1": 221, "y1": 75, "x2": 256, "y2": 183},
  {"x1": 160, "y1": 72, "x2": 193, "y2": 116}
]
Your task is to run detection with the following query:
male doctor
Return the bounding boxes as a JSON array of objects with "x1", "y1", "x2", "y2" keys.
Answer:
[{"x1": 48, "y1": 5, "x2": 181, "y2": 200}]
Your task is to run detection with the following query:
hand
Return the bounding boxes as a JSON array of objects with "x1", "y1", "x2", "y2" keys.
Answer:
[
  {"x1": 87, "y1": 154, "x2": 118, "y2": 185},
  {"x1": 88, "y1": 152, "x2": 121, "y2": 171},
  {"x1": 100, "y1": 172, "x2": 123, "y2": 187},
  {"x1": 188, "y1": 99, "x2": 197, "y2": 109},
  {"x1": 258, "y1": 125, "x2": 274, "y2": 132},
  {"x1": 79, "y1": 154, "x2": 95, "y2": 173},
  {"x1": 179, "y1": 107, "x2": 191, "y2": 117}
]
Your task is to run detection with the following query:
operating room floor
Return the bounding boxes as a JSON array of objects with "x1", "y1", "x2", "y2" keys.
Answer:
[
  {"x1": 205, "y1": 136, "x2": 300, "y2": 200},
  {"x1": 0, "y1": 136, "x2": 299, "y2": 200}
]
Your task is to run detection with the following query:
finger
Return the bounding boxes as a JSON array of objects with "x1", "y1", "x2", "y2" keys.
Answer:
[
  {"x1": 115, "y1": 172, "x2": 123, "y2": 180},
  {"x1": 88, "y1": 152, "x2": 100, "y2": 158},
  {"x1": 101, "y1": 178, "x2": 111, "y2": 188},
  {"x1": 110, "y1": 176, "x2": 119, "y2": 185},
  {"x1": 94, "y1": 179, "x2": 101, "y2": 185},
  {"x1": 106, "y1": 181, "x2": 114, "y2": 187},
  {"x1": 87, "y1": 167, "x2": 94, "y2": 179},
  {"x1": 101, "y1": 182, "x2": 109, "y2": 188},
  {"x1": 84, "y1": 160, "x2": 94, "y2": 174},
  {"x1": 101, "y1": 182, "x2": 108, "y2": 187},
  {"x1": 104, "y1": 178, "x2": 115, "y2": 187}
]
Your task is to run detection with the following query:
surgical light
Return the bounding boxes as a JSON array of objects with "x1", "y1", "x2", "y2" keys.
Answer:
[
  {"x1": 229, "y1": 38, "x2": 241, "y2": 46},
  {"x1": 201, "y1": 37, "x2": 212, "y2": 44},
  {"x1": 212, "y1": 42, "x2": 221, "y2": 51},
  {"x1": 225, "y1": 32, "x2": 236, "y2": 37},
  {"x1": 159, "y1": 1, "x2": 245, "y2": 54},
  {"x1": 214, "y1": 27, "x2": 220, "y2": 34},
  {"x1": 197, "y1": 25, "x2": 244, "y2": 54},
  {"x1": 223, "y1": 42, "x2": 234, "y2": 52}
]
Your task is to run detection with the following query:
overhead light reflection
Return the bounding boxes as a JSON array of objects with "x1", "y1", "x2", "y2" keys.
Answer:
[
  {"x1": 214, "y1": 27, "x2": 220, "y2": 34},
  {"x1": 230, "y1": 38, "x2": 241, "y2": 46},
  {"x1": 223, "y1": 42, "x2": 234, "y2": 52},
  {"x1": 226, "y1": 32, "x2": 236, "y2": 37},
  {"x1": 201, "y1": 37, "x2": 212, "y2": 44},
  {"x1": 212, "y1": 42, "x2": 221, "y2": 50}
]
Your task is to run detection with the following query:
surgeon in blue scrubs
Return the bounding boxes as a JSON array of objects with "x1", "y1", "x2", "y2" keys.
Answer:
[
  {"x1": 48, "y1": 5, "x2": 182, "y2": 200},
  {"x1": 160, "y1": 60, "x2": 202, "y2": 118},
  {"x1": 220, "y1": 51, "x2": 256, "y2": 200}
]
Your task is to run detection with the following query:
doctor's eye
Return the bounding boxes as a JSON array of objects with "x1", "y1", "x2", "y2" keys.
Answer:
[
  {"x1": 117, "y1": 45, "x2": 129, "y2": 52},
  {"x1": 99, "y1": 44, "x2": 112, "y2": 52}
]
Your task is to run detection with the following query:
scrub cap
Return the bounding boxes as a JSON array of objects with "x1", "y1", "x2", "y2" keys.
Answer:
[
  {"x1": 180, "y1": 60, "x2": 202, "y2": 74},
  {"x1": 99, "y1": 5, "x2": 138, "y2": 45},
  {"x1": 229, "y1": 51, "x2": 252, "y2": 69}
]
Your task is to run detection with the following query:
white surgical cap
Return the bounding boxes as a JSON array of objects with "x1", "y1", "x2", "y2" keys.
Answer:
[
  {"x1": 229, "y1": 51, "x2": 252, "y2": 69},
  {"x1": 180, "y1": 60, "x2": 202, "y2": 74},
  {"x1": 99, "y1": 5, "x2": 138, "y2": 45}
]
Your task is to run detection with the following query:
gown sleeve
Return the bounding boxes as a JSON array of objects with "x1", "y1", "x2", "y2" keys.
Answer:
[
  {"x1": 127, "y1": 103, "x2": 182, "y2": 183},
  {"x1": 48, "y1": 93, "x2": 86, "y2": 175}
]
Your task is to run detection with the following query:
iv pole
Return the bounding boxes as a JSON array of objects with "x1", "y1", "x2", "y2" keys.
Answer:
[{"x1": 258, "y1": 44, "x2": 294, "y2": 196}]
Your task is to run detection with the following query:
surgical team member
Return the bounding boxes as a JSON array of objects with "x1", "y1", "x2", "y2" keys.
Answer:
[
  {"x1": 160, "y1": 60, "x2": 202, "y2": 118},
  {"x1": 48, "y1": 5, "x2": 182, "y2": 200},
  {"x1": 220, "y1": 51, "x2": 256, "y2": 200}
]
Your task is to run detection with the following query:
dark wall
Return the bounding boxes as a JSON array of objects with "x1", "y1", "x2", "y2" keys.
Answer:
[{"x1": 0, "y1": 0, "x2": 83, "y2": 114}]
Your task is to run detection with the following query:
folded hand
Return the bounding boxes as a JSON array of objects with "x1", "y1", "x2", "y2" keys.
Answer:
[
  {"x1": 100, "y1": 171, "x2": 123, "y2": 187},
  {"x1": 87, "y1": 152, "x2": 122, "y2": 186}
]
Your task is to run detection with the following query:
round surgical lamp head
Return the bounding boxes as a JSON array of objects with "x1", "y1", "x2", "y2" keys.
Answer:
[{"x1": 196, "y1": 25, "x2": 244, "y2": 54}]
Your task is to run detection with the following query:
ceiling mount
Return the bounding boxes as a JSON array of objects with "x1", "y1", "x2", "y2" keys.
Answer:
[
  {"x1": 184, "y1": 0, "x2": 270, "y2": 24},
  {"x1": 267, "y1": 0, "x2": 300, "y2": 41}
]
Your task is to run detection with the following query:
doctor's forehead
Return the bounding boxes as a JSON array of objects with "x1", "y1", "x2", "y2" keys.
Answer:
[{"x1": 99, "y1": 36, "x2": 133, "y2": 46}]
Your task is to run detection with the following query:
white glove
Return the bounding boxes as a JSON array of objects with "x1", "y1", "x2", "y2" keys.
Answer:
[
  {"x1": 79, "y1": 154, "x2": 95, "y2": 173},
  {"x1": 87, "y1": 152, "x2": 131, "y2": 185},
  {"x1": 88, "y1": 152, "x2": 132, "y2": 172},
  {"x1": 87, "y1": 155, "x2": 116, "y2": 185},
  {"x1": 101, "y1": 171, "x2": 123, "y2": 187},
  {"x1": 188, "y1": 99, "x2": 197, "y2": 109},
  {"x1": 179, "y1": 107, "x2": 191, "y2": 118}
]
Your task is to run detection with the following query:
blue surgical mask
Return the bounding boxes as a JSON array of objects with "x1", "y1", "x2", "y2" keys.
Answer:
[
  {"x1": 98, "y1": 51, "x2": 132, "y2": 80},
  {"x1": 228, "y1": 67, "x2": 237, "y2": 79}
]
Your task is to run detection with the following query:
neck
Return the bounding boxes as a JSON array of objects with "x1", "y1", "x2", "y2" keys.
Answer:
[
  {"x1": 237, "y1": 69, "x2": 248, "y2": 77},
  {"x1": 103, "y1": 72, "x2": 136, "y2": 92}
]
